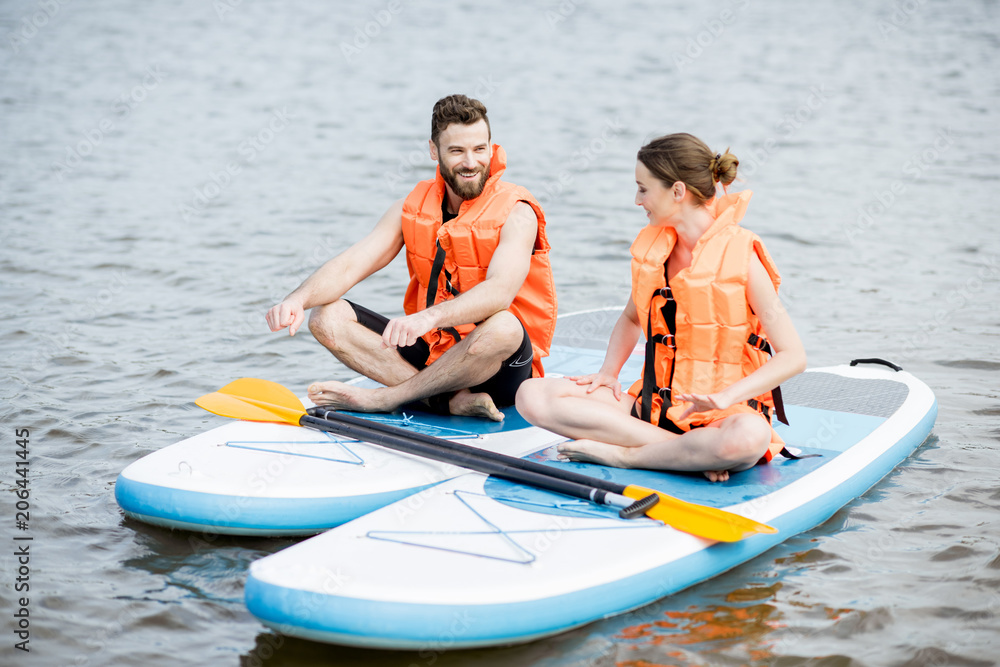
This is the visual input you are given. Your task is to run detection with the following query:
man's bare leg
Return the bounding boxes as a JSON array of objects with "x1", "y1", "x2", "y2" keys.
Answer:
[
  {"x1": 516, "y1": 378, "x2": 770, "y2": 482},
  {"x1": 308, "y1": 309, "x2": 523, "y2": 420},
  {"x1": 307, "y1": 299, "x2": 421, "y2": 387}
]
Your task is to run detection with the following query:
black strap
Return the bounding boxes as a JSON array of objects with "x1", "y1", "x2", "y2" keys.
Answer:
[
  {"x1": 640, "y1": 267, "x2": 677, "y2": 425},
  {"x1": 426, "y1": 241, "x2": 447, "y2": 310},
  {"x1": 424, "y1": 241, "x2": 464, "y2": 346},
  {"x1": 771, "y1": 385, "x2": 788, "y2": 425},
  {"x1": 778, "y1": 446, "x2": 821, "y2": 460},
  {"x1": 771, "y1": 386, "x2": 788, "y2": 426},
  {"x1": 746, "y1": 333, "x2": 789, "y2": 426},
  {"x1": 426, "y1": 240, "x2": 461, "y2": 310},
  {"x1": 640, "y1": 311, "x2": 655, "y2": 423}
]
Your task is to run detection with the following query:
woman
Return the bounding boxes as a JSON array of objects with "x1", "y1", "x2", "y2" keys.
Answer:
[{"x1": 515, "y1": 133, "x2": 807, "y2": 482}]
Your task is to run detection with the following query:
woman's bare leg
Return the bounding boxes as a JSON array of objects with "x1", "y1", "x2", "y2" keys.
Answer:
[{"x1": 516, "y1": 378, "x2": 771, "y2": 482}]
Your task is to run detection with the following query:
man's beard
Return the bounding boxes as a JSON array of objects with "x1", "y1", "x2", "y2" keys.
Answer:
[{"x1": 440, "y1": 161, "x2": 489, "y2": 200}]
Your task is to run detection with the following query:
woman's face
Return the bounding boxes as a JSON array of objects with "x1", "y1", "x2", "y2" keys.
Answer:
[{"x1": 634, "y1": 160, "x2": 677, "y2": 226}]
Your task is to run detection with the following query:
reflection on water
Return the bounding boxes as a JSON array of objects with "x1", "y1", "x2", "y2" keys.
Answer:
[{"x1": 611, "y1": 582, "x2": 859, "y2": 665}]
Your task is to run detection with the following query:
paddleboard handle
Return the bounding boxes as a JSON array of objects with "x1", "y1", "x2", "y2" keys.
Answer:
[{"x1": 850, "y1": 358, "x2": 903, "y2": 371}]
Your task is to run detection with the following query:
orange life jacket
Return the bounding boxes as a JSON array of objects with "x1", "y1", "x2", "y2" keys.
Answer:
[
  {"x1": 628, "y1": 190, "x2": 787, "y2": 448},
  {"x1": 400, "y1": 144, "x2": 557, "y2": 378}
]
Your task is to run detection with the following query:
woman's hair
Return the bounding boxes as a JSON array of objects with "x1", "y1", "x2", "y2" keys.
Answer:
[
  {"x1": 637, "y1": 133, "x2": 738, "y2": 204},
  {"x1": 431, "y1": 94, "x2": 491, "y2": 147}
]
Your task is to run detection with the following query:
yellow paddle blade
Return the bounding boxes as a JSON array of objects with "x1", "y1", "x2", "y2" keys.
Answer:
[
  {"x1": 623, "y1": 485, "x2": 777, "y2": 543},
  {"x1": 195, "y1": 378, "x2": 307, "y2": 426},
  {"x1": 217, "y1": 377, "x2": 305, "y2": 410}
]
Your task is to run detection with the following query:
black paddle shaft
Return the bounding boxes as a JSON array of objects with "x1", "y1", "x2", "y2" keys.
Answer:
[
  {"x1": 300, "y1": 413, "x2": 626, "y2": 508},
  {"x1": 307, "y1": 407, "x2": 633, "y2": 496}
]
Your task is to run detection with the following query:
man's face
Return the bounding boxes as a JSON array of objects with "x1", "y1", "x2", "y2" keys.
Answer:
[{"x1": 430, "y1": 119, "x2": 492, "y2": 201}]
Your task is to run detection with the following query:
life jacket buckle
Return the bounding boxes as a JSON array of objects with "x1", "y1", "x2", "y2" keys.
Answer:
[
  {"x1": 747, "y1": 333, "x2": 770, "y2": 352},
  {"x1": 747, "y1": 398, "x2": 772, "y2": 420},
  {"x1": 657, "y1": 386, "x2": 671, "y2": 399},
  {"x1": 651, "y1": 333, "x2": 676, "y2": 348},
  {"x1": 657, "y1": 286, "x2": 674, "y2": 300}
]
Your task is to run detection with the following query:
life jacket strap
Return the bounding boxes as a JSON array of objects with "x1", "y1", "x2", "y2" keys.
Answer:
[
  {"x1": 747, "y1": 393, "x2": 789, "y2": 426},
  {"x1": 640, "y1": 265, "x2": 679, "y2": 425},
  {"x1": 745, "y1": 333, "x2": 789, "y2": 425},
  {"x1": 426, "y1": 242, "x2": 447, "y2": 310},
  {"x1": 747, "y1": 398, "x2": 772, "y2": 418},
  {"x1": 772, "y1": 385, "x2": 788, "y2": 425},
  {"x1": 425, "y1": 241, "x2": 464, "y2": 347},
  {"x1": 426, "y1": 241, "x2": 460, "y2": 310},
  {"x1": 776, "y1": 446, "x2": 821, "y2": 460},
  {"x1": 640, "y1": 312, "x2": 655, "y2": 423}
]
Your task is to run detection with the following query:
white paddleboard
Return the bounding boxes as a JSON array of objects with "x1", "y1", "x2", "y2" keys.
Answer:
[
  {"x1": 243, "y1": 353, "x2": 937, "y2": 648},
  {"x1": 115, "y1": 310, "x2": 629, "y2": 535}
]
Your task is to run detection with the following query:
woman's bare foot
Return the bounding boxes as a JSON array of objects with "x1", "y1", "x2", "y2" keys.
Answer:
[
  {"x1": 558, "y1": 440, "x2": 733, "y2": 482},
  {"x1": 308, "y1": 381, "x2": 385, "y2": 412},
  {"x1": 448, "y1": 389, "x2": 504, "y2": 422},
  {"x1": 556, "y1": 439, "x2": 631, "y2": 467}
]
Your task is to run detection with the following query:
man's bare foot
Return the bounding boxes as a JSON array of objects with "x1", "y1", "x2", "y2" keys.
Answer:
[
  {"x1": 308, "y1": 381, "x2": 386, "y2": 412},
  {"x1": 448, "y1": 389, "x2": 504, "y2": 422},
  {"x1": 556, "y1": 439, "x2": 630, "y2": 467},
  {"x1": 703, "y1": 469, "x2": 730, "y2": 483}
]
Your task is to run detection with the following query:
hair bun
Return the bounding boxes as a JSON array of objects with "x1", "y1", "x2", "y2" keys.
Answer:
[
  {"x1": 712, "y1": 148, "x2": 739, "y2": 187},
  {"x1": 709, "y1": 154, "x2": 722, "y2": 181}
]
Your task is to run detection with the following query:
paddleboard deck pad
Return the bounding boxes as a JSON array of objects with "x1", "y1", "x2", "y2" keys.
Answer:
[{"x1": 243, "y1": 337, "x2": 936, "y2": 647}]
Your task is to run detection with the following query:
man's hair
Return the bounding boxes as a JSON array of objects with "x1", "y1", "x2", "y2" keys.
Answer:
[{"x1": 431, "y1": 95, "x2": 491, "y2": 147}]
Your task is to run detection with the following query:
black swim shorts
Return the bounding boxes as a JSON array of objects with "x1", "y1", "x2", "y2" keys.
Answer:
[{"x1": 345, "y1": 301, "x2": 533, "y2": 408}]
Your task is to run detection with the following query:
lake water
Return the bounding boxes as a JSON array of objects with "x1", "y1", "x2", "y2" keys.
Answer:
[{"x1": 1, "y1": 0, "x2": 998, "y2": 665}]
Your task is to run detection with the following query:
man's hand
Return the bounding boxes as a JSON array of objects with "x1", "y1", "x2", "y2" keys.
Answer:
[
  {"x1": 382, "y1": 310, "x2": 437, "y2": 349},
  {"x1": 266, "y1": 299, "x2": 306, "y2": 336}
]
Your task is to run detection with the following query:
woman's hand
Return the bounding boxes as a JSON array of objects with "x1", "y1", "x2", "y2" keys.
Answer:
[
  {"x1": 675, "y1": 391, "x2": 733, "y2": 421},
  {"x1": 567, "y1": 371, "x2": 623, "y2": 401}
]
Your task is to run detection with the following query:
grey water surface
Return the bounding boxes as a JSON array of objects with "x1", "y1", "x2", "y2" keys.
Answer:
[{"x1": 1, "y1": 1, "x2": 998, "y2": 665}]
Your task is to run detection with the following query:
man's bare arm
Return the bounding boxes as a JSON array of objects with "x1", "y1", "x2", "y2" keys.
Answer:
[
  {"x1": 266, "y1": 199, "x2": 405, "y2": 335},
  {"x1": 380, "y1": 202, "x2": 538, "y2": 349}
]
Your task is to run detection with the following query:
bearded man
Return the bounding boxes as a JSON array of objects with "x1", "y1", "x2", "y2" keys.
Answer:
[{"x1": 266, "y1": 95, "x2": 557, "y2": 421}]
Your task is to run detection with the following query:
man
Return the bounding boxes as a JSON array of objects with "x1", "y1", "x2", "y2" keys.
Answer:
[{"x1": 265, "y1": 95, "x2": 557, "y2": 421}]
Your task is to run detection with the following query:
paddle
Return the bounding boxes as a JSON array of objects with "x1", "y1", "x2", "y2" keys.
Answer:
[{"x1": 195, "y1": 378, "x2": 777, "y2": 542}]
